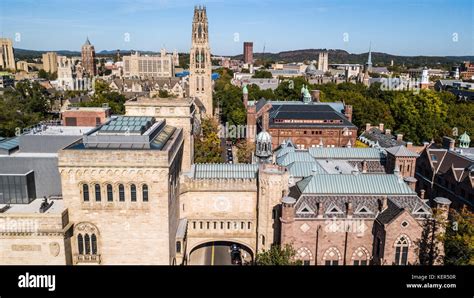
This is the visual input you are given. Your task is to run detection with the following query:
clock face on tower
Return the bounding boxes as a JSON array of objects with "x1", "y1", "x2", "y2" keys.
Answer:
[{"x1": 196, "y1": 54, "x2": 203, "y2": 63}]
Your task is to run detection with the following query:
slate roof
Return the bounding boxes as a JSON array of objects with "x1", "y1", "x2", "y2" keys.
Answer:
[
  {"x1": 287, "y1": 161, "x2": 326, "y2": 177},
  {"x1": 386, "y1": 145, "x2": 419, "y2": 157},
  {"x1": 293, "y1": 194, "x2": 430, "y2": 221},
  {"x1": 191, "y1": 163, "x2": 258, "y2": 179},
  {"x1": 359, "y1": 127, "x2": 406, "y2": 148}
]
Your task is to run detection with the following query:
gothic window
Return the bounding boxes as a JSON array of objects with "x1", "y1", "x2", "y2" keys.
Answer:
[
  {"x1": 107, "y1": 184, "x2": 113, "y2": 202},
  {"x1": 77, "y1": 234, "x2": 84, "y2": 254},
  {"x1": 176, "y1": 241, "x2": 181, "y2": 253},
  {"x1": 82, "y1": 184, "x2": 89, "y2": 201},
  {"x1": 130, "y1": 184, "x2": 137, "y2": 201},
  {"x1": 119, "y1": 184, "x2": 125, "y2": 201},
  {"x1": 352, "y1": 247, "x2": 369, "y2": 265},
  {"x1": 296, "y1": 247, "x2": 313, "y2": 265},
  {"x1": 142, "y1": 184, "x2": 149, "y2": 202},
  {"x1": 323, "y1": 247, "x2": 341, "y2": 266},
  {"x1": 84, "y1": 234, "x2": 91, "y2": 254},
  {"x1": 94, "y1": 184, "x2": 101, "y2": 201},
  {"x1": 91, "y1": 234, "x2": 98, "y2": 254},
  {"x1": 196, "y1": 77, "x2": 199, "y2": 91},
  {"x1": 394, "y1": 235, "x2": 410, "y2": 265}
]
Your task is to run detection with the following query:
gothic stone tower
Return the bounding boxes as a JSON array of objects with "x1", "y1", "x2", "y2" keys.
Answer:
[
  {"x1": 81, "y1": 37, "x2": 96, "y2": 76},
  {"x1": 189, "y1": 6, "x2": 213, "y2": 115}
]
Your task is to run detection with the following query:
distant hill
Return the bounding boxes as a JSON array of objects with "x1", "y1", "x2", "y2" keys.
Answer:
[
  {"x1": 14, "y1": 47, "x2": 473, "y2": 69},
  {"x1": 232, "y1": 49, "x2": 474, "y2": 69}
]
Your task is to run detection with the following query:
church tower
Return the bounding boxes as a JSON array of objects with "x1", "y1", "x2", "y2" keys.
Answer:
[{"x1": 189, "y1": 6, "x2": 213, "y2": 115}]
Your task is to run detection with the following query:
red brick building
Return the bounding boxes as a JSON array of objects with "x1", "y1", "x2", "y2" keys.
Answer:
[
  {"x1": 246, "y1": 94, "x2": 356, "y2": 149},
  {"x1": 61, "y1": 107, "x2": 111, "y2": 127},
  {"x1": 243, "y1": 42, "x2": 253, "y2": 64}
]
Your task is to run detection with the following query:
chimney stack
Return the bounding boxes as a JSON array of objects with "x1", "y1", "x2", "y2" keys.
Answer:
[
  {"x1": 378, "y1": 123, "x2": 384, "y2": 132},
  {"x1": 397, "y1": 134, "x2": 404, "y2": 141},
  {"x1": 346, "y1": 202, "x2": 353, "y2": 218},
  {"x1": 362, "y1": 160, "x2": 368, "y2": 173},
  {"x1": 344, "y1": 105, "x2": 353, "y2": 122},
  {"x1": 385, "y1": 129, "x2": 391, "y2": 135},
  {"x1": 420, "y1": 189, "x2": 426, "y2": 200},
  {"x1": 310, "y1": 90, "x2": 321, "y2": 102},
  {"x1": 406, "y1": 142, "x2": 413, "y2": 149},
  {"x1": 379, "y1": 197, "x2": 388, "y2": 212},
  {"x1": 442, "y1": 136, "x2": 455, "y2": 151},
  {"x1": 365, "y1": 123, "x2": 371, "y2": 131}
]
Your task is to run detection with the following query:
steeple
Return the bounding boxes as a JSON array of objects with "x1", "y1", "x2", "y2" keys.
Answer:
[
  {"x1": 84, "y1": 37, "x2": 91, "y2": 46},
  {"x1": 367, "y1": 43, "x2": 372, "y2": 67},
  {"x1": 189, "y1": 5, "x2": 213, "y2": 114}
]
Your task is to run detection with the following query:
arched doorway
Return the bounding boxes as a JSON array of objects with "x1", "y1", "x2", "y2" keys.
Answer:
[{"x1": 188, "y1": 241, "x2": 253, "y2": 265}]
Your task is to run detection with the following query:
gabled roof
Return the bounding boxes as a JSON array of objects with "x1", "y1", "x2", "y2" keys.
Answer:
[{"x1": 386, "y1": 145, "x2": 419, "y2": 157}]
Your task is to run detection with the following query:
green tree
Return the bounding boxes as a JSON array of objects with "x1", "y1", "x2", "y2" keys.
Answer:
[
  {"x1": 443, "y1": 208, "x2": 474, "y2": 265},
  {"x1": 255, "y1": 244, "x2": 302, "y2": 265},
  {"x1": 194, "y1": 116, "x2": 223, "y2": 163},
  {"x1": 236, "y1": 139, "x2": 253, "y2": 163},
  {"x1": 252, "y1": 70, "x2": 272, "y2": 79},
  {"x1": 78, "y1": 79, "x2": 126, "y2": 114}
]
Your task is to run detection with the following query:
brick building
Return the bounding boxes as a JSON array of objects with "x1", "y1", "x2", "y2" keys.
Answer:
[
  {"x1": 245, "y1": 86, "x2": 356, "y2": 149},
  {"x1": 81, "y1": 37, "x2": 96, "y2": 76},
  {"x1": 61, "y1": 107, "x2": 111, "y2": 127},
  {"x1": 416, "y1": 134, "x2": 473, "y2": 211}
]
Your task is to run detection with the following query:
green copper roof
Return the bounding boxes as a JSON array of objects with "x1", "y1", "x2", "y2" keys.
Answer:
[
  {"x1": 459, "y1": 131, "x2": 470, "y2": 143},
  {"x1": 308, "y1": 147, "x2": 385, "y2": 160},
  {"x1": 242, "y1": 85, "x2": 248, "y2": 94},
  {"x1": 277, "y1": 151, "x2": 314, "y2": 166},
  {"x1": 193, "y1": 163, "x2": 258, "y2": 179},
  {"x1": 296, "y1": 174, "x2": 415, "y2": 195},
  {"x1": 287, "y1": 161, "x2": 326, "y2": 177}
]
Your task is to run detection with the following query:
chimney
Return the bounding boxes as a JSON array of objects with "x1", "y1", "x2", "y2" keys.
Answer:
[
  {"x1": 406, "y1": 142, "x2": 413, "y2": 149},
  {"x1": 403, "y1": 177, "x2": 417, "y2": 191},
  {"x1": 346, "y1": 202, "x2": 353, "y2": 217},
  {"x1": 379, "y1": 197, "x2": 388, "y2": 212},
  {"x1": 362, "y1": 160, "x2": 368, "y2": 173},
  {"x1": 344, "y1": 105, "x2": 353, "y2": 122},
  {"x1": 385, "y1": 129, "x2": 391, "y2": 135},
  {"x1": 396, "y1": 134, "x2": 403, "y2": 141},
  {"x1": 310, "y1": 90, "x2": 321, "y2": 102},
  {"x1": 420, "y1": 189, "x2": 426, "y2": 200},
  {"x1": 378, "y1": 123, "x2": 384, "y2": 132},
  {"x1": 365, "y1": 123, "x2": 371, "y2": 131},
  {"x1": 317, "y1": 202, "x2": 324, "y2": 218},
  {"x1": 442, "y1": 136, "x2": 455, "y2": 151}
]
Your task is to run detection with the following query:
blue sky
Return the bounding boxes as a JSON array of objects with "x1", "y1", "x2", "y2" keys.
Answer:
[{"x1": 0, "y1": 0, "x2": 472, "y2": 56}]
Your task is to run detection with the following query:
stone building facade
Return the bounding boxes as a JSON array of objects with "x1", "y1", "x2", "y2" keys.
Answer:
[
  {"x1": 58, "y1": 116, "x2": 184, "y2": 265},
  {"x1": 81, "y1": 38, "x2": 96, "y2": 77}
]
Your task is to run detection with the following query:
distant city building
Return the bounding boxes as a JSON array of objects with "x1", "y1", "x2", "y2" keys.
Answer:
[
  {"x1": 108, "y1": 77, "x2": 185, "y2": 98},
  {"x1": 0, "y1": 73, "x2": 14, "y2": 88},
  {"x1": 42, "y1": 52, "x2": 58, "y2": 74},
  {"x1": 189, "y1": 6, "x2": 213, "y2": 114},
  {"x1": 317, "y1": 51, "x2": 328, "y2": 72},
  {"x1": 240, "y1": 78, "x2": 279, "y2": 90},
  {"x1": 16, "y1": 61, "x2": 29, "y2": 72},
  {"x1": 122, "y1": 50, "x2": 178, "y2": 79},
  {"x1": 460, "y1": 61, "x2": 474, "y2": 80},
  {"x1": 0, "y1": 38, "x2": 16, "y2": 70},
  {"x1": 243, "y1": 42, "x2": 253, "y2": 64},
  {"x1": 56, "y1": 57, "x2": 92, "y2": 91},
  {"x1": 81, "y1": 37, "x2": 96, "y2": 76}
]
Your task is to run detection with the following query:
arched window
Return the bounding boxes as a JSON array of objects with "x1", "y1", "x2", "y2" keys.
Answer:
[
  {"x1": 119, "y1": 184, "x2": 125, "y2": 201},
  {"x1": 84, "y1": 234, "x2": 91, "y2": 254},
  {"x1": 130, "y1": 184, "x2": 137, "y2": 202},
  {"x1": 296, "y1": 247, "x2": 313, "y2": 266},
  {"x1": 395, "y1": 235, "x2": 410, "y2": 265},
  {"x1": 91, "y1": 234, "x2": 98, "y2": 255},
  {"x1": 107, "y1": 184, "x2": 113, "y2": 202},
  {"x1": 77, "y1": 234, "x2": 84, "y2": 254},
  {"x1": 176, "y1": 241, "x2": 181, "y2": 253},
  {"x1": 82, "y1": 184, "x2": 89, "y2": 201},
  {"x1": 352, "y1": 247, "x2": 370, "y2": 265},
  {"x1": 94, "y1": 184, "x2": 101, "y2": 201},
  {"x1": 142, "y1": 184, "x2": 149, "y2": 202},
  {"x1": 323, "y1": 247, "x2": 341, "y2": 266}
]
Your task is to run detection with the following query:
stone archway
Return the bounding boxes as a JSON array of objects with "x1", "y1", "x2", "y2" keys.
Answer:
[{"x1": 188, "y1": 240, "x2": 254, "y2": 265}]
